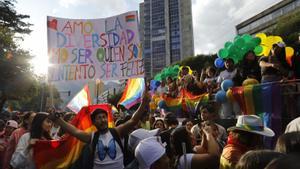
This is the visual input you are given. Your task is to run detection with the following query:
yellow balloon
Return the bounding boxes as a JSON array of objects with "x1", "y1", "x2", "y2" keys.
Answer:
[
  {"x1": 260, "y1": 44, "x2": 272, "y2": 56},
  {"x1": 226, "y1": 89, "x2": 234, "y2": 102},
  {"x1": 256, "y1": 33, "x2": 267, "y2": 44},
  {"x1": 242, "y1": 78, "x2": 259, "y2": 86},
  {"x1": 274, "y1": 36, "x2": 283, "y2": 44}
]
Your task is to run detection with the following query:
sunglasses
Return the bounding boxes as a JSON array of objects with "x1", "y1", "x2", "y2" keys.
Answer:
[{"x1": 97, "y1": 138, "x2": 117, "y2": 161}]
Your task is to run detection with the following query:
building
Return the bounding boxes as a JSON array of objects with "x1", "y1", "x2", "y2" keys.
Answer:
[
  {"x1": 236, "y1": 0, "x2": 300, "y2": 35},
  {"x1": 139, "y1": 0, "x2": 194, "y2": 78}
]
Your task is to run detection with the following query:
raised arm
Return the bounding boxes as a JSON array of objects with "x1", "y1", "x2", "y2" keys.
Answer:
[
  {"x1": 203, "y1": 126, "x2": 220, "y2": 156},
  {"x1": 116, "y1": 91, "x2": 150, "y2": 138},
  {"x1": 259, "y1": 60, "x2": 274, "y2": 68},
  {"x1": 52, "y1": 115, "x2": 91, "y2": 143}
]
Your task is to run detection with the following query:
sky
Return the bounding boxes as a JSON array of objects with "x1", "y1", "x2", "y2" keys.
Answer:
[{"x1": 15, "y1": 0, "x2": 282, "y2": 75}]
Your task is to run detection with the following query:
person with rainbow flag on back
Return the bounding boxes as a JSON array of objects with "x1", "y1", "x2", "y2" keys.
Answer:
[{"x1": 49, "y1": 92, "x2": 150, "y2": 169}]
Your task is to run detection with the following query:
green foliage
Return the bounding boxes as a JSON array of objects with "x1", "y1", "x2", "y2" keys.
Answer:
[
  {"x1": 7, "y1": 80, "x2": 62, "y2": 112},
  {"x1": 0, "y1": 0, "x2": 62, "y2": 111},
  {"x1": 176, "y1": 54, "x2": 217, "y2": 73},
  {"x1": 272, "y1": 9, "x2": 300, "y2": 49},
  {"x1": 0, "y1": 0, "x2": 32, "y2": 34}
]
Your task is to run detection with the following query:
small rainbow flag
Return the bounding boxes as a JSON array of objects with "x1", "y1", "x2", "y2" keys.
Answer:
[
  {"x1": 67, "y1": 85, "x2": 91, "y2": 113},
  {"x1": 126, "y1": 14, "x2": 136, "y2": 22},
  {"x1": 118, "y1": 78, "x2": 145, "y2": 109},
  {"x1": 160, "y1": 89, "x2": 209, "y2": 115},
  {"x1": 33, "y1": 104, "x2": 114, "y2": 169},
  {"x1": 182, "y1": 90, "x2": 209, "y2": 114}
]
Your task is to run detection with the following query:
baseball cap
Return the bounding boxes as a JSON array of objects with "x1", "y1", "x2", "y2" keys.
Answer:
[
  {"x1": 135, "y1": 136, "x2": 166, "y2": 169},
  {"x1": 128, "y1": 128, "x2": 160, "y2": 150},
  {"x1": 6, "y1": 120, "x2": 18, "y2": 129}
]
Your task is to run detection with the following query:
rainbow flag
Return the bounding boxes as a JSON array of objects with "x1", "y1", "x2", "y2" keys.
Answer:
[
  {"x1": 230, "y1": 83, "x2": 282, "y2": 116},
  {"x1": 126, "y1": 14, "x2": 135, "y2": 22},
  {"x1": 67, "y1": 85, "x2": 91, "y2": 113},
  {"x1": 33, "y1": 104, "x2": 114, "y2": 169},
  {"x1": 160, "y1": 89, "x2": 209, "y2": 115},
  {"x1": 182, "y1": 90, "x2": 209, "y2": 115},
  {"x1": 118, "y1": 78, "x2": 145, "y2": 109},
  {"x1": 230, "y1": 83, "x2": 282, "y2": 147}
]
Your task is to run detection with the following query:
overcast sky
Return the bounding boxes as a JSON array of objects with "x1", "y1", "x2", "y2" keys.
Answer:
[{"x1": 16, "y1": 0, "x2": 282, "y2": 75}]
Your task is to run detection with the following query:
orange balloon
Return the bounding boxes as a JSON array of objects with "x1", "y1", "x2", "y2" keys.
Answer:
[{"x1": 286, "y1": 47, "x2": 294, "y2": 57}]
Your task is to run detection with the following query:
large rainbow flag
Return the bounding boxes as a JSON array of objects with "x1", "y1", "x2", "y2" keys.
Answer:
[
  {"x1": 33, "y1": 104, "x2": 114, "y2": 169},
  {"x1": 230, "y1": 83, "x2": 282, "y2": 147},
  {"x1": 67, "y1": 85, "x2": 91, "y2": 113},
  {"x1": 118, "y1": 78, "x2": 145, "y2": 109}
]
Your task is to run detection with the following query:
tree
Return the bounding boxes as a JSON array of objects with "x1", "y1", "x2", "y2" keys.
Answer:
[
  {"x1": 177, "y1": 54, "x2": 217, "y2": 73},
  {"x1": 0, "y1": 0, "x2": 60, "y2": 111},
  {"x1": 271, "y1": 9, "x2": 300, "y2": 50},
  {"x1": 7, "y1": 80, "x2": 62, "y2": 112}
]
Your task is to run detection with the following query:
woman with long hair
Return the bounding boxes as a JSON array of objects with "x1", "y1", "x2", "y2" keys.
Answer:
[
  {"x1": 259, "y1": 43, "x2": 292, "y2": 83},
  {"x1": 10, "y1": 112, "x2": 53, "y2": 169}
]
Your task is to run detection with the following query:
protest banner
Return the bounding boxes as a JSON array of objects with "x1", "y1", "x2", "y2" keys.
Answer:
[{"x1": 47, "y1": 11, "x2": 144, "y2": 82}]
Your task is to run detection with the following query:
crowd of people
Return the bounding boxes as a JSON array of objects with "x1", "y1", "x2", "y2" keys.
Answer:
[
  {"x1": 0, "y1": 97, "x2": 300, "y2": 169},
  {"x1": 149, "y1": 42, "x2": 299, "y2": 119},
  {"x1": 0, "y1": 43, "x2": 299, "y2": 169}
]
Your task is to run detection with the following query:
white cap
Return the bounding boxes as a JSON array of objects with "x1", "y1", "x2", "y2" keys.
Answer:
[
  {"x1": 6, "y1": 120, "x2": 18, "y2": 129},
  {"x1": 135, "y1": 136, "x2": 165, "y2": 169},
  {"x1": 128, "y1": 128, "x2": 160, "y2": 150}
]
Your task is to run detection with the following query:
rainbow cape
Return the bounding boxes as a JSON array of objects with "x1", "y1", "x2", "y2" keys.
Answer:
[
  {"x1": 67, "y1": 85, "x2": 91, "y2": 113},
  {"x1": 159, "y1": 89, "x2": 209, "y2": 116},
  {"x1": 33, "y1": 104, "x2": 114, "y2": 169},
  {"x1": 118, "y1": 78, "x2": 145, "y2": 109}
]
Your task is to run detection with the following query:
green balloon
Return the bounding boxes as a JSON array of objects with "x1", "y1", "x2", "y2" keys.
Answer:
[
  {"x1": 254, "y1": 45, "x2": 263, "y2": 55},
  {"x1": 241, "y1": 34, "x2": 252, "y2": 42},
  {"x1": 252, "y1": 37, "x2": 261, "y2": 45},
  {"x1": 246, "y1": 41, "x2": 256, "y2": 50},
  {"x1": 234, "y1": 35, "x2": 241, "y2": 41},
  {"x1": 224, "y1": 41, "x2": 233, "y2": 49},
  {"x1": 154, "y1": 73, "x2": 162, "y2": 81},
  {"x1": 234, "y1": 38, "x2": 245, "y2": 48},
  {"x1": 218, "y1": 48, "x2": 229, "y2": 58},
  {"x1": 161, "y1": 73, "x2": 166, "y2": 80}
]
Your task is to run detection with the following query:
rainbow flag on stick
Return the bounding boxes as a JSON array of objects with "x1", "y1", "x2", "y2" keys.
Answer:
[
  {"x1": 182, "y1": 90, "x2": 209, "y2": 114},
  {"x1": 160, "y1": 89, "x2": 209, "y2": 116},
  {"x1": 67, "y1": 85, "x2": 91, "y2": 113},
  {"x1": 33, "y1": 104, "x2": 114, "y2": 169},
  {"x1": 118, "y1": 78, "x2": 145, "y2": 109}
]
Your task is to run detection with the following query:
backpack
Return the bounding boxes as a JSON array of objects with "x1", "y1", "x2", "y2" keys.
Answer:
[{"x1": 69, "y1": 128, "x2": 133, "y2": 169}]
